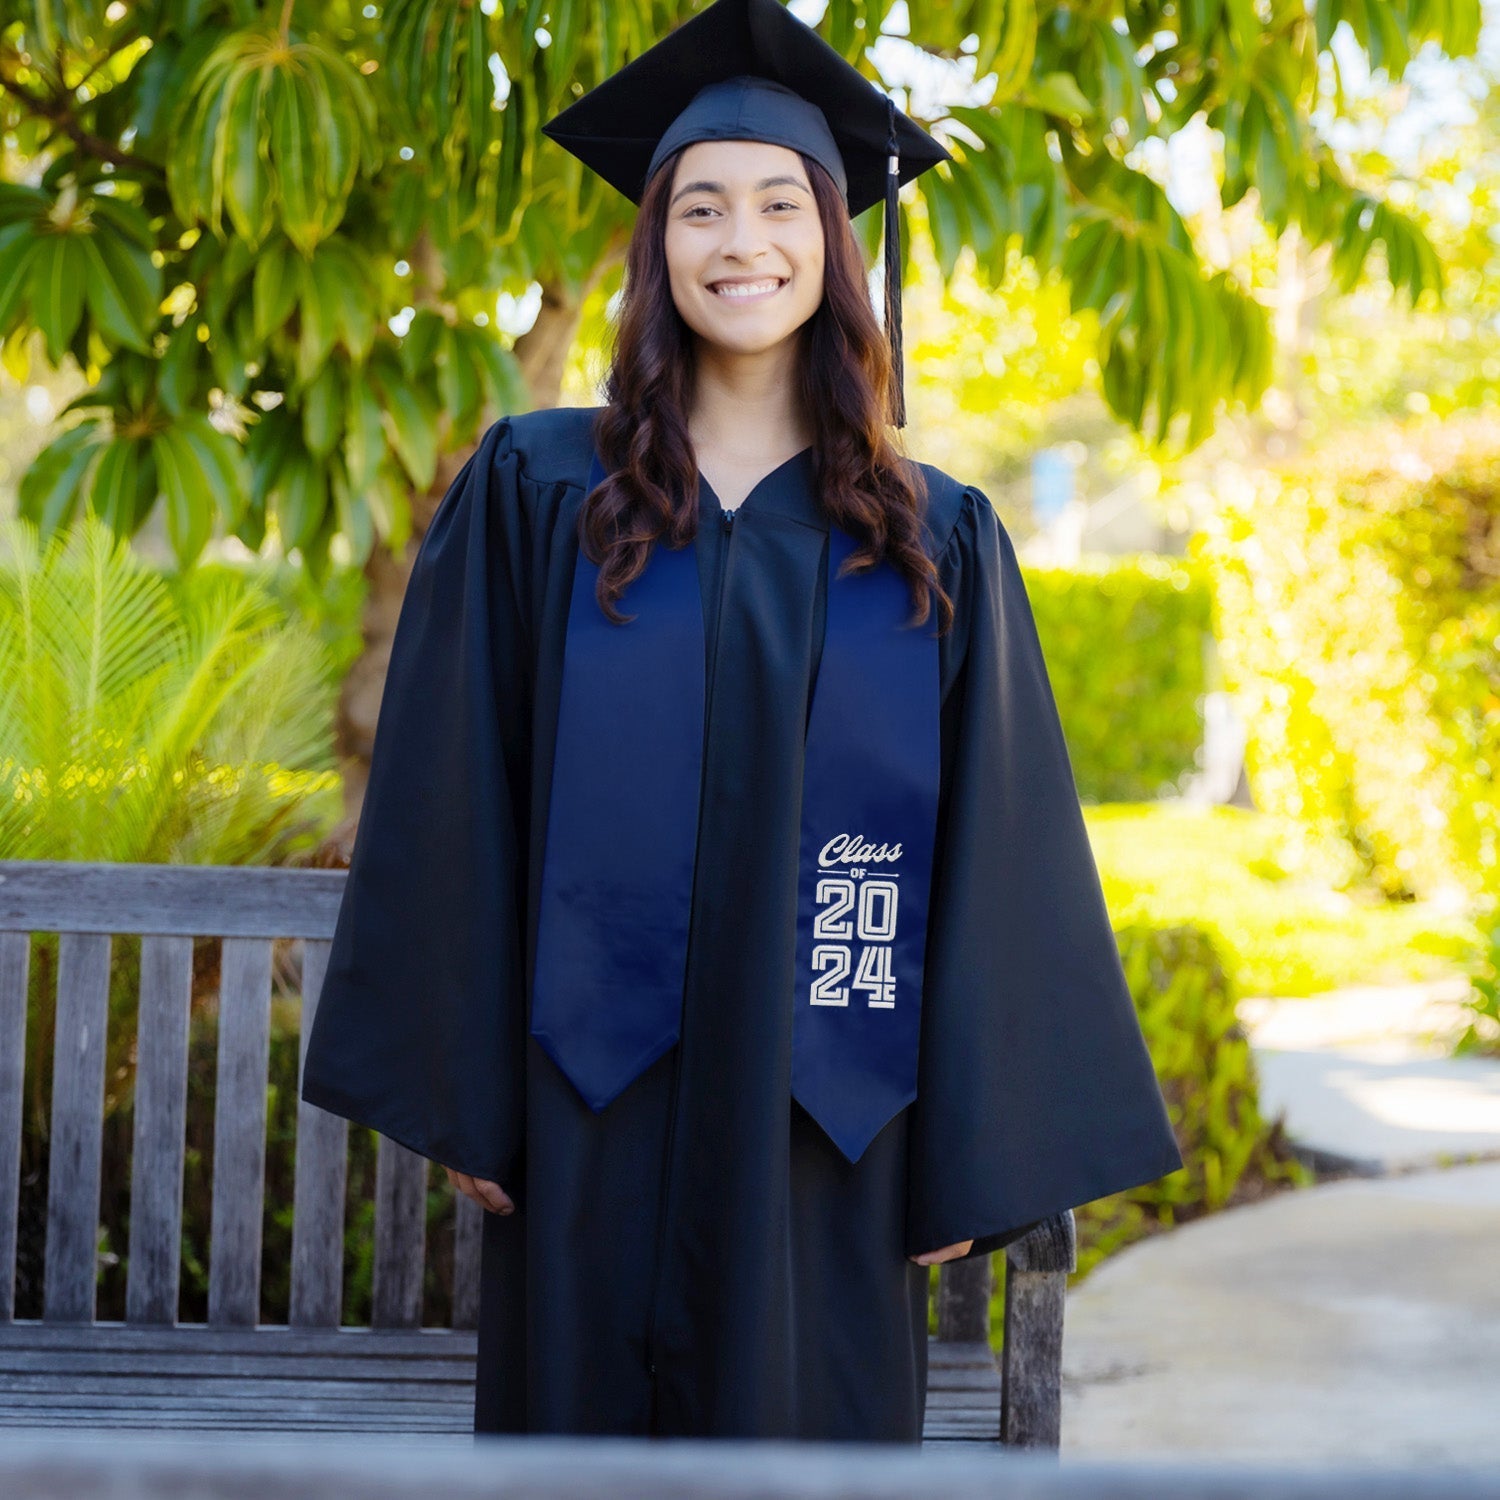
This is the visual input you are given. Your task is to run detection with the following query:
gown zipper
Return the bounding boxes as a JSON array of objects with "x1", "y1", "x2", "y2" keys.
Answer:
[{"x1": 643, "y1": 501, "x2": 735, "y2": 1396}]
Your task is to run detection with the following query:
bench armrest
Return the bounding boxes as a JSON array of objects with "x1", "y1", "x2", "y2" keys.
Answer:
[{"x1": 1000, "y1": 1209, "x2": 1076, "y2": 1448}]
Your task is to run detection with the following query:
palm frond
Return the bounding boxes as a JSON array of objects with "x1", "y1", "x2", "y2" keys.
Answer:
[{"x1": 0, "y1": 512, "x2": 342, "y2": 864}]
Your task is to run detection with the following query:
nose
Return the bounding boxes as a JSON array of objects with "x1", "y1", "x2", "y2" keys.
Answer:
[{"x1": 719, "y1": 202, "x2": 771, "y2": 263}]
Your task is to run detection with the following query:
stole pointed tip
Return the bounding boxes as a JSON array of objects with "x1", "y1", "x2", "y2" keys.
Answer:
[{"x1": 530, "y1": 1021, "x2": 683, "y2": 1114}]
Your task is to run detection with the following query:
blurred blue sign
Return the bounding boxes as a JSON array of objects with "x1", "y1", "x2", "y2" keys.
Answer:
[{"x1": 1031, "y1": 448, "x2": 1074, "y2": 525}]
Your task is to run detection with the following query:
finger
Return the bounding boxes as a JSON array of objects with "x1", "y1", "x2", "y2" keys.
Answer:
[
  {"x1": 477, "y1": 1179, "x2": 515, "y2": 1215},
  {"x1": 449, "y1": 1171, "x2": 486, "y2": 1212},
  {"x1": 910, "y1": 1242, "x2": 970, "y2": 1266},
  {"x1": 442, "y1": 1168, "x2": 513, "y2": 1215}
]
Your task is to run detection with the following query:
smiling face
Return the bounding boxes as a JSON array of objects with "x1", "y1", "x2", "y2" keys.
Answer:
[{"x1": 662, "y1": 137, "x2": 827, "y2": 360}]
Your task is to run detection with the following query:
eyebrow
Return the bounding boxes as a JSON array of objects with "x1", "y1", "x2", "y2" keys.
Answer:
[{"x1": 670, "y1": 174, "x2": 810, "y2": 206}]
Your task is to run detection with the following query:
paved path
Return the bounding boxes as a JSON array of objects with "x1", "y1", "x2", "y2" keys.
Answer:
[
  {"x1": 1060, "y1": 1160, "x2": 1500, "y2": 1466},
  {"x1": 1058, "y1": 977, "x2": 1500, "y2": 1466},
  {"x1": 1238, "y1": 978, "x2": 1500, "y2": 1173}
]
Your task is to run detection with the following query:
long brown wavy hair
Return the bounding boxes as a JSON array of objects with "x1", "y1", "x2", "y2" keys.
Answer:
[{"x1": 582, "y1": 144, "x2": 955, "y2": 637}]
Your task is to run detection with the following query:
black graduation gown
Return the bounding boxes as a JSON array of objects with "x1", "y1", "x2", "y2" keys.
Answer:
[{"x1": 298, "y1": 404, "x2": 1184, "y2": 1442}]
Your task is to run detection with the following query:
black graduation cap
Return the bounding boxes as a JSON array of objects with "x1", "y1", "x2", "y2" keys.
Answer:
[{"x1": 540, "y1": 0, "x2": 953, "y2": 427}]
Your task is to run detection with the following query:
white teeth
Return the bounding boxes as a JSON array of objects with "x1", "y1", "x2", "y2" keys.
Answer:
[{"x1": 712, "y1": 279, "x2": 782, "y2": 298}]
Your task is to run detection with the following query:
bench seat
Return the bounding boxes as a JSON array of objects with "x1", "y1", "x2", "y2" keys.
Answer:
[{"x1": 0, "y1": 1323, "x2": 1005, "y2": 1442}]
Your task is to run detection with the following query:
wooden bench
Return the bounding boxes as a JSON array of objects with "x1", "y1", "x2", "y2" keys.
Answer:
[{"x1": 0, "y1": 859, "x2": 1075, "y2": 1444}]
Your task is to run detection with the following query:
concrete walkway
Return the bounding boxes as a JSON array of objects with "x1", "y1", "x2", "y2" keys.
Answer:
[
  {"x1": 1239, "y1": 978, "x2": 1500, "y2": 1174},
  {"x1": 1057, "y1": 977, "x2": 1500, "y2": 1467},
  {"x1": 1060, "y1": 1161, "x2": 1500, "y2": 1467}
]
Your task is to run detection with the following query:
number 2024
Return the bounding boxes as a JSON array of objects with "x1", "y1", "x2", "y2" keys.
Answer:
[{"x1": 810, "y1": 875, "x2": 898, "y2": 1008}]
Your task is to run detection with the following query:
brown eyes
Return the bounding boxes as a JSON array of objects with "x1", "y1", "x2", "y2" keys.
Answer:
[{"x1": 683, "y1": 200, "x2": 801, "y2": 218}]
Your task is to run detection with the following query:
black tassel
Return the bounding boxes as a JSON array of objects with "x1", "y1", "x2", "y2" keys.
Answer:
[{"x1": 883, "y1": 94, "x2": 905, "y2": 429}]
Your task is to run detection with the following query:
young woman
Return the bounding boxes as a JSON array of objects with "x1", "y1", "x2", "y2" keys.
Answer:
[{"x1": 300, "y1": 0, "x2": 1183, "y2": 1443}]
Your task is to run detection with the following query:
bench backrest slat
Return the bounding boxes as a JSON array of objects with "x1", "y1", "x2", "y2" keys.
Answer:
[
  {"x1": 372, "y1": 1137, "x2": 427, "y2": 1329},
  {"x1": 937, "y1": 1256, "x2": 991, "y2": 1343},
  {"x1": 0, "y1": 931, "x2": 29, "y2": 1324},
  {"x1": 44, "y1": 932, "x2": 112, "y2": 1323},
  {"x1": 207, "y1": 937, "x2": 274, "y2": 1327},
  {"x1": 126, "y1": 935, "x2": 194, "y2": 1325},
  {"x1": 452, "y1": 1195, "x2": 482, "y2": 1330},
  {"x1": 290, "y1": 938, "x2": 346, "y2": 1328},
  {"x1": 0, "y1": 861, "x2": 344, "y2": 939}
]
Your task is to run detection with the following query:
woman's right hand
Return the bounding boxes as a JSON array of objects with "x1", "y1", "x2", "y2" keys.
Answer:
[{"x1": 444, "y1": 1166, "x2": 515, "y2": 1215}]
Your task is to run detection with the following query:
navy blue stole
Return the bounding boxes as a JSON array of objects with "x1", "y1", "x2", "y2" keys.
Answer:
[{"x1": 530, "y1": 450, "x2": 939, "y2": 1164}]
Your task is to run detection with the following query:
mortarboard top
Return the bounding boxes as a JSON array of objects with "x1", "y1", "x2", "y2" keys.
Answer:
[{"x1": 540, "y1": 0, "x2": 954, "y2": 426}]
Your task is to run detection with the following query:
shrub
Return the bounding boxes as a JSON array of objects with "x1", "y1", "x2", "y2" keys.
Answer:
[
  {"x1": 0, "y1": 511, "x2": 343, "y2": 866},
  {"x1": 1194, "y1": 414, "x2": 1499, "y2": 907},
  {"x1": 1027, "y1": 554, "x2": 1213, "y2": 804}
]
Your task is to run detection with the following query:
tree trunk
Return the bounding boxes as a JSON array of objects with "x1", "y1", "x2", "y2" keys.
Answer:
[
  {"x1": 1253, "y1": 222, "x2": 1332, "y2": 465},
  {"x1": 314, "y1": 262, "x2": 614, "y2": 862}
]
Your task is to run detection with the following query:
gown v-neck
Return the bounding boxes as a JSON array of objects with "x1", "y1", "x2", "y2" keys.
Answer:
[{"x1": 697, "y1": 444, "x2": 814, "y2": 515}]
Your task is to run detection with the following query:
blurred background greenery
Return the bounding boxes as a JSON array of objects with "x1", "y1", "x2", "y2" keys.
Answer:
[{"x1": 1, "y1": 0, "x2": 1497, "y2": 1326}]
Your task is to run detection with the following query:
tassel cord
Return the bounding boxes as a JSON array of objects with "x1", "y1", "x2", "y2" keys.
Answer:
[{"x1": 883, "y1": 94, "x2": 905, "y2": 429}]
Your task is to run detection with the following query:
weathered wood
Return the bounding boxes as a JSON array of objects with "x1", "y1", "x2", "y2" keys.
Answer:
[
  {"x1": 372, "y1": 1136, "x2": 427, "y2": 1330},
  {"x1": 0, "y1": 1376, "x2": 472, "y2": 1402},
  {"x1": 290, "y1": 938, "x2": 346, "y2": 1328},
  {"x1": 0, "y1": 1346, "x2": 477, "y2": 1383},
  {"x1": 1006, "y1": 1213, "x2": 1077, "y2": 1275},
  {"x1": 0, "y1": 1410, "x2": 460, "y2": 1431},
  {"x1": 0, "y1": 930, "x2": 29, "y2": 1323},
  {"x1": 0, "y1": 1328, "x2": 475, "y2": 1431},
  {"x1": 0, "y1": 1381, "x2": 467, "y2": 1404},
  {"x1": 0, "y1": 1410, "x2": 466, "y2": 1433},
  {"x1": 43, "y1": 932, "x2": 111, "y2": 1324},
  {"x1": 1000, "y1": 1214, "x2": 1076, "y2": 1450},
  {"x1": 0, "y1": 1357, "x2": 474, "y2": 1385},
  {"x1": 936, "y1": 1256, "x2": 991, "y2": 1344},
  {"x1": 0, "y1": 1415, "x2": 463, "y2": 1433},
  {"x1": 0, "y1": 1321, "x2": 1000, "y2": 1439},
  {"x1": 126, "y1": 934, "x2": 193, "y2": 1325},
  {"x1": 0, "y1": 1319, "x2": 476, "y2": 1357},
  {"x1": 451, "y1": 1194, "x2": 483, "y2": 1331},
  {"x1": 1, "y1": 1431, "x2": 1498, "y2": 1498},
  {"x1": 207, "y1": 938, "x2": 274, "y2": 1327},
  {"x1": 0, "y1": 861, "x2": 345, "y2": 940},
  {"x1": 925, "y1": 1339, "x2": 1000, "y2": 1444},
  {"x1": 999, "y1": 1267, "x2": 1067, "y2": 1448},
  {"x1": 0, "y1": 1394, "x2": 466, "y2": 1412}
]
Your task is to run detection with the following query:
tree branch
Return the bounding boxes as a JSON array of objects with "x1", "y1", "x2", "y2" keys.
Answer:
[{"x1": 0, "y1": 47, "x2": 163, "y2": 177}]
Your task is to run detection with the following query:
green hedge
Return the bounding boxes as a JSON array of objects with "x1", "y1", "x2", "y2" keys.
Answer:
[
  {"x1": 1194, "y1": 413, "x2": 1500, "y2": 905},
  {"x1": 1025, "y1": 553, "x2": 1213, "y2": 804}
]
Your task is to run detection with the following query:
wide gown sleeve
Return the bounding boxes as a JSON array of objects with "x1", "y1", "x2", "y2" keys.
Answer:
[
  {"x1": 904, "y1": 485, "x2": 1185, "y2": 1261},
  {"x1": 299, "y1": 416, "x2": 531, "y2": 1188}
]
